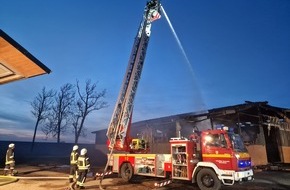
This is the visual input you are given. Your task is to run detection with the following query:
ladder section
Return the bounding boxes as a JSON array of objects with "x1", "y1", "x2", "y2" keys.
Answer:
[{"x1": 106, "y1": 0, "x2": 161, "y2": 151}]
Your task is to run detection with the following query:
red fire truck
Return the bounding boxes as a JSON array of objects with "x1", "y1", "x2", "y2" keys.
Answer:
[
  {"x1": 108, "y1": 129, "x2": 253, "y2": 190},
  {"x1": 99, "y1": 1, "x2": 254, "y2": 190}
]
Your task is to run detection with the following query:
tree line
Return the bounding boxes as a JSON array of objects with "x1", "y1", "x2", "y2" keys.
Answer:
[{"x1": 30, "y1": 79, "x2": 108, "y2": 150}]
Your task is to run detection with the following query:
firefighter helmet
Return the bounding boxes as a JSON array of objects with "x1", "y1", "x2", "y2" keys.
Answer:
[
  {"x1": 73, "y1": 145, "x2": 78, "y2": 151},
  {"x1": 9, "y1": 143, "x2": 15, "y2": 148},
  {"x1": 80, "y1": 148, "x2": 87, "y2": 155}
]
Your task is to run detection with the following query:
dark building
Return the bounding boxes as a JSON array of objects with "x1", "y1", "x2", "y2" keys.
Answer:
[{"x1": 92, "y1": 101, "x2": 290, "y2": 166}]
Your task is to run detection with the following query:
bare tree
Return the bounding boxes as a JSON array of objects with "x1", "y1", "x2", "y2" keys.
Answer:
[
  {"x1": 42, "y1": 113, "x2": 57, "y2": 138},
  {"x1": 30, "y1": 87, "x2": 55, "y2": 150},
  {"x1": 42, "y1": 83, "x2": 75, "y2": 143},
  {"x1": 73, "y1": 79, "x2": 108, "y2": 143}
]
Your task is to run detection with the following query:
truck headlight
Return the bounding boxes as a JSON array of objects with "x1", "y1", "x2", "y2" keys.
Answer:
[{"x1": 235, "y1": 153, "x2": 240, "y2": 159}]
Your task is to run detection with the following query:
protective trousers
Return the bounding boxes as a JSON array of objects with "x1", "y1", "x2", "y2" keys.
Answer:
[
  {"x1": 69, "y1": 164, "x2": 78, "y2": 183},
  {"x1": 77, "y1": 169, "x2": 88, "y2": 188}
]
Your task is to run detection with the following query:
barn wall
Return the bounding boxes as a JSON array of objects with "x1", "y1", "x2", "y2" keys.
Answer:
[
  {"x1": 246, "y1": 144, "x2": 267, "y2": 166},
  {"x1": 277, "y1": 121, "x2": 290, "y2": 163},
  {"x1": 281, "y1": 146, "x2": 290, "y2": 163}
]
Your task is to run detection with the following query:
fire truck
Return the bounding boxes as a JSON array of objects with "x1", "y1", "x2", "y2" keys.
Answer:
[
  {"x1": 99, "y1": 1, "x2": 254, "y2": 190},
  {"x1": 109, "y1": 129, "x2": 253, "y2": 190}
]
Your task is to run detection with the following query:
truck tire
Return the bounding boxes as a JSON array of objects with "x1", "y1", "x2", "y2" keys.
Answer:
[
  {"x1": 196, "y1": 168, "x2": 221, "y2": 190},
  {"x1": 120, "y1": 162, "x2": 133, "y2": 182}
]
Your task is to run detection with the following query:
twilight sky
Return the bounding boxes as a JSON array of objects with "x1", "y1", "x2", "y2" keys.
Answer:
[{"x1": 0, "y1": 0, "x2": 289, "y2": 143}]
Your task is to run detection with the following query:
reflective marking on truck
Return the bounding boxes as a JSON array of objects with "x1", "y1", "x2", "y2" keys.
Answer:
[
  {"x1": 216, "y1": 160, "x2": 230, "y2": 164},
  {"x1": 237, "y1": 152, "x2": 250, "y2": 159},
  {"x1": 202, "y1": 153, "x2": 232, "y2": 158}
]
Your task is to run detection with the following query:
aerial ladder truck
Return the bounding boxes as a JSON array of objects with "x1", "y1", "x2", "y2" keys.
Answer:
[{"x1": 99, "y1": 1, "x2": 254, "y2": 190}]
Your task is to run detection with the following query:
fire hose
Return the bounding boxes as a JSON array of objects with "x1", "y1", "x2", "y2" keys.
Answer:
[
  {"x1": 0, "y1": 175, "x2": 68, "y2": 186},
  {"x1": 0, "y1": 175, "x2": 18, "y2": 186}
]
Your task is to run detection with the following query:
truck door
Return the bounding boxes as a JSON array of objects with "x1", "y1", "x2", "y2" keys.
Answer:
[{"x1": 202, "y1": 132, "x2": 233, "y2": 170}]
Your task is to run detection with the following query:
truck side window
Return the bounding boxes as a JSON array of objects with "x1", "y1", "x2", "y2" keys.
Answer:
[
  {"x1": 205, "y1": 134, "x2": 227, "y2": 148},
  {"x1": 219, "y1": 134, "x2": 227, "y2": 148}
]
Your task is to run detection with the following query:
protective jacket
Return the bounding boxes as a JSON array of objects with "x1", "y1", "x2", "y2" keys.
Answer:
[
  {"x1": 5, "y1": 148, "x2": 15, "y2": 165},
  {"x1": 77, "y1": 155, "x2": 90, "y2": 171},
  {"x1": 70, "y1": 150, "x2": 79, "y2": 165}
]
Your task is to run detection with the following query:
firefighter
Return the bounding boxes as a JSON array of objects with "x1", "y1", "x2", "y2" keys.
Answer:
[
  {"x1": 69, "y1": 145, "x2": 79, "y2": 183},
  {"x1": 189, "y1": 127, "x2": 200, "y2": 142},
  {"x1": 4, "y1": 143, "x2": 15, "y2": 176},
  {"x1": 77, "y1": 148, "x2": 90, "y2": 189}
]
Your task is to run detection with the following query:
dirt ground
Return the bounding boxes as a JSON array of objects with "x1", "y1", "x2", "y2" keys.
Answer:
[
  {"x1": 0, "y1": 165, "x2": 290, "y2": 190},
  {"x1": 0, "y1": 165, "x2": 159, "y2": 190}
]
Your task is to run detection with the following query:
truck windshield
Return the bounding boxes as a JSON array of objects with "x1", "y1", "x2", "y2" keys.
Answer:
[{"x1": 228, "y1": 133, "x2": 247, "y2": 152}]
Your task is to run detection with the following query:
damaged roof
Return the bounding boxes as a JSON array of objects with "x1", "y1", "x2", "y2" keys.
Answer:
[
  {"x1": 183, "y1": 101, "x2": 290, "y2": 128},
  {"x1": 208, "y1": 101, "x2": 290, "y2": 118}
]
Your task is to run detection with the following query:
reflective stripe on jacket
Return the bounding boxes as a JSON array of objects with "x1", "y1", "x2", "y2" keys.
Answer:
[
  {"x1": 70, "y1": 151, "x2": 79, "y2": 165},
  {"x1": 77, "y1": 155, "x2": 90, "y2": 170},
  {"x1": 5, "y1": 148, "x2": 15, "y2": 165}
]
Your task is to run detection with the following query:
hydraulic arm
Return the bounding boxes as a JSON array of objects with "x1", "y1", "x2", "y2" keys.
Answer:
[{"x1": 106, "y1": 0, "x2": 161, "y2": 153}]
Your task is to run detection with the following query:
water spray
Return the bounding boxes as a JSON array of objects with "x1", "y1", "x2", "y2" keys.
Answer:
[{"x1": 160, "y1": 5, "x2": 207, "y2": 111}]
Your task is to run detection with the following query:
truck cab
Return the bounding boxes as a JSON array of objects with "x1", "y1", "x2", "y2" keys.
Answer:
[{"x1": 191, "y1": 129, "x2": 254, "y2": 189}]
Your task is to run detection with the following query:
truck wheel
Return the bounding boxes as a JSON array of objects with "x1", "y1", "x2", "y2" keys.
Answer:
[
  {"x1": 120, "y1": 162, "x2": 133, "y2": 182},
  {"x1": 196, "y1": 168, "x2": 221, "y2": 190}
]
